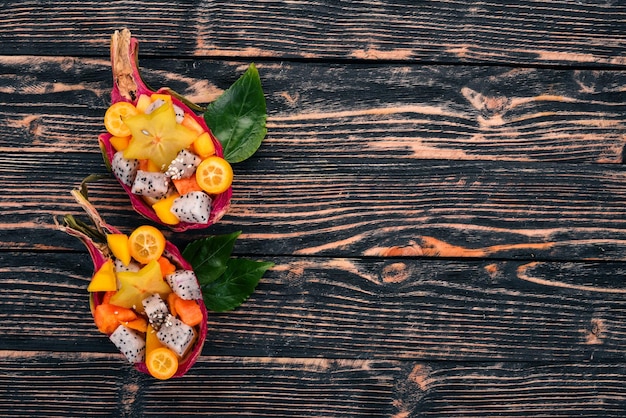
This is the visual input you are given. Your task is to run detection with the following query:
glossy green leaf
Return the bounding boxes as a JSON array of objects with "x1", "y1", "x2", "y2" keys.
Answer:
[
  {"x1": 201, "y1": 258, "x2": 274, "y2": 312},
  {"x1": 183, "y1": 231, "x2": 241, "y2": 284},
  {"x1": 204, "y1": 63, "x2": 267, "y2": 163}
]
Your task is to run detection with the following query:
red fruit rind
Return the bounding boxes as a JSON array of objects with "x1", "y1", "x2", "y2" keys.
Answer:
[
  {"x1": 102, "y1": 29, "x2": 231, "y2": 232},
  {"x1": 57, "y1": 189, "x2": 207, "y2": 378}
]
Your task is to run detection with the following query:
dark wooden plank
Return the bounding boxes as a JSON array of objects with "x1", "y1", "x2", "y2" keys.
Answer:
[
  {"x1": 404, "y1": 362, "x2": 626, "y2": 417},
  {"x1": 1, "y1": 1, "x2": 626, "y2": 67},
  {"x1": 2, "y1": 151, "x2": 626, "y2": 261},
  {"x1": 1, "y1": 352, "x2": 625, "y2": 417},
  {"x1": 2, "y1": 57, "x2": 625, "y2": 163},
  {"x1": 3, "y1": 253, "x2": 626, "y2": 361}
]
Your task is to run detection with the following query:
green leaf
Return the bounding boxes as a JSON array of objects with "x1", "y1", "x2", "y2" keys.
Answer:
[
  {"x1": 204, "y1": 63, "x2": 267, "y2": 163},
  {"x1": 183, "y1": 231, "x2": 241, "y2": 284},
  {"x1": 201, "y1": 258, "x2": 274, "y2": 312}
]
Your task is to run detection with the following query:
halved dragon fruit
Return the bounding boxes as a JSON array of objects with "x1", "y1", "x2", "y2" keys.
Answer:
[
  {"x1": 99, "y1": 28, "x2": 231, "y2": 232},
  {"x1": 56, "y1": 188, "x2": 208, "y2": 378}
]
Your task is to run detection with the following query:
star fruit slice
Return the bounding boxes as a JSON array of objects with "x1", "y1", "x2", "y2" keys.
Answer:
[
  {"x1": 109, "y1": 260, "x2": 172, "y2": 312},
  {"x1": 123, "y1": 101, "x2": 197, "y2": 170}
]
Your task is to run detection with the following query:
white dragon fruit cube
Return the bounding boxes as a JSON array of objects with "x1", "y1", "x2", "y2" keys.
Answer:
[
  {"x1": 109, "y1": 325, "x2": 146, "y2": 364},
  {"x1": 165, "y1": 270, "x2": 202, "y2": 300},
  {"x1": 111, "y1": 151, "x2": 138, "y2": 186},
  {"x1": 173, "y1": 104, "x2": 185, "y2": 123},
  {"x1": 131, "y1": 170, "x2": 170, "y2": 199},
  {"x1": 142, "y1": 293, "x2": 170, "y2": 329},
  {"x1": 157, "y1": 315, "x2": 196, "y2": 357},
  {"x1": 114, "y1": 258, "x2": 141, "y2": 273},
  {"x1": 170, "y1": 191, "x2": 212, "y2": 224},
  {"x1": 165, "y1": 149, "x2": 201, "y2": 180}
]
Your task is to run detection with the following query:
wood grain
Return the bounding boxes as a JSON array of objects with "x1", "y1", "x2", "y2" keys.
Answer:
[
  {"x1": 1, "y1": 1, "x2": 625, "y2": 67},
  {"x1": 2, "y1": 57, "x2": 625, "y2": 163},
  {"x1": 3, "y1": 151, "x2": 626, "y2": 261},
  {"x1": 1, "y1": 354, "x2": 625, "y2": 417},
  {"x1": 2, "y1": 1, "x2": 626, "y2": 415},
  {"x1": 3, "y1": 253, "x2": 626, "y2": 362}
]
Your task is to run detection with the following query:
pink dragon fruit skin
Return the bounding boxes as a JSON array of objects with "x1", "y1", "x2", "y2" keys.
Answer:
[
  {"x1": 100, "y1": 29, "x2": 232, "y2": 232},
  {"x1": 59, "y1": 189, "x2": 208, "y2": 378}
]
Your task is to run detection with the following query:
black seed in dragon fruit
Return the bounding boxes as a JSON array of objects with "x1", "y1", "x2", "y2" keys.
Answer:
[
  {"x1": 142, "y1": 293, "x2": 170, "y2": 330},
  {"x1": 144, "y1": 98, "x2": 166, "y2": 114},
  {"x1": 109, "y1": 324, "x2": 146, "y2": 363},
  {"x1": 165, "y1": 270, "x2": 202, "y2": 300},
  {"x1": 131, "y1": 170, "x2": 170, "y2": 198},
  {"x1": 114, "y1": 258, "x2": 141, "y2": 273},
  {"x1": 111, "y1": 151, "x2": 139, "y2": 186},
  {"x1": 170, "y1": 191, "x2": 212, "y2": 224},
  {"x1": 173, "y1": 104, "x2": 185, "y2": 123},
  {"x1": 165, "y1": 149, "x2": 201, "y2": 180},
  {"x1": 157, "y1": 315, "x2": 196, "y2": 357}
]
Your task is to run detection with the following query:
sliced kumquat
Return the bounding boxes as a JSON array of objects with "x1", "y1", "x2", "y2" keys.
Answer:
[
  {"x1": 146, "y1": 347, "x2": 179, "y2": 380},
  {"x1": 104, "y1": 101, "x2": 139, "y2": 137},
  {"x1": 195, "y1": 156, "x2": 233, "y2": 195},
  {"x1": 128, "y1": 225, "x2": 166, "y2": 264}
]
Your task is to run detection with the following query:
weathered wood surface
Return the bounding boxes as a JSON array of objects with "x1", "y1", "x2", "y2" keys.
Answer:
[
  {"x1": 1, "y1": 1, "x2": 625, "y2": 67},
  {"x1": 2, "y1": 57, "x2": 626, "y2": 163},
  {"x1": 2, "y1": 352, "x2": 626, "y2": 417},
  {"x1": 3, "y1": 253, "x2": 626, "y2": 360},
  {"x1": 2, "y1": 0, "x2": 626, "y2": 416},
  {"x1": 5, "y1": 153, "x2": 626, "y2": 261}
]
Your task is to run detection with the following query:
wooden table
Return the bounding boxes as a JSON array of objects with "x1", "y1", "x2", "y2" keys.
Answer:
[{"x1": 2, "y1": 1, "x2": 626, "y2": 416}]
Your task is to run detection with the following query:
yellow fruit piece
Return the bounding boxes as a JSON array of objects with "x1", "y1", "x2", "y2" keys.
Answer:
[
  {"x1": 196, "y1": 156, "x2": 233, "y2": 195},
  {"x1": 191, "y1": 132, "x2": 216, "y2": 158},
  {"x1": 110, "y1": 135, "x2": 131, "y2": 151},
  {"x1": 135, "y1": 94, "x2": 152, "y2": 113},
  {"x1": 146, "y1": 347, "x2": 178, "y2": 380},
  {"x1": 150, "y1": 93, "x2": 172, "y2": 103},
  {"x1": 128, "y1": 225, "x2": 166, "y2": 264},
  {"x1": 146, "y1": 324, "x2": 166, "y2": 355},
  {"x1": 104, "y1": 101, "x2": 139, "y2": 137},
  {"x1": 123, "y1": 102, "x2": 197, "y2": 169},
  {"x1": 181, "y1": 113, "x2": 205, "y2": 135},
  {"x1": 110, "y1": 260, "x2": 171, "y2": 312},
  {"x1": 87, "y1": 259, "x2": 117, "y2": 292},
  {"x1": 152, "y1": 194, "x2": 181, "y2": 225},
  {"x1": 138, "y1": 159, "x2": 161, "y2": 172},
  {"x1": 106, "y1": 233, "x2": 131, "y2": 266},
  {"x1": 124, "y1": 317, "x2": 148, "y2": 333}
]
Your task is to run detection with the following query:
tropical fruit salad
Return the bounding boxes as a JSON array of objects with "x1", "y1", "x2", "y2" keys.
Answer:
[
  {"x1": 58, "y1": 190, "x2": 207, "y2": 380},
  {"x1": 99, "y1": 29, "x2": 232, "y2": 232},
  {"x1": 104, "y1": 94, "x2": 233, "y2": 229}
]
